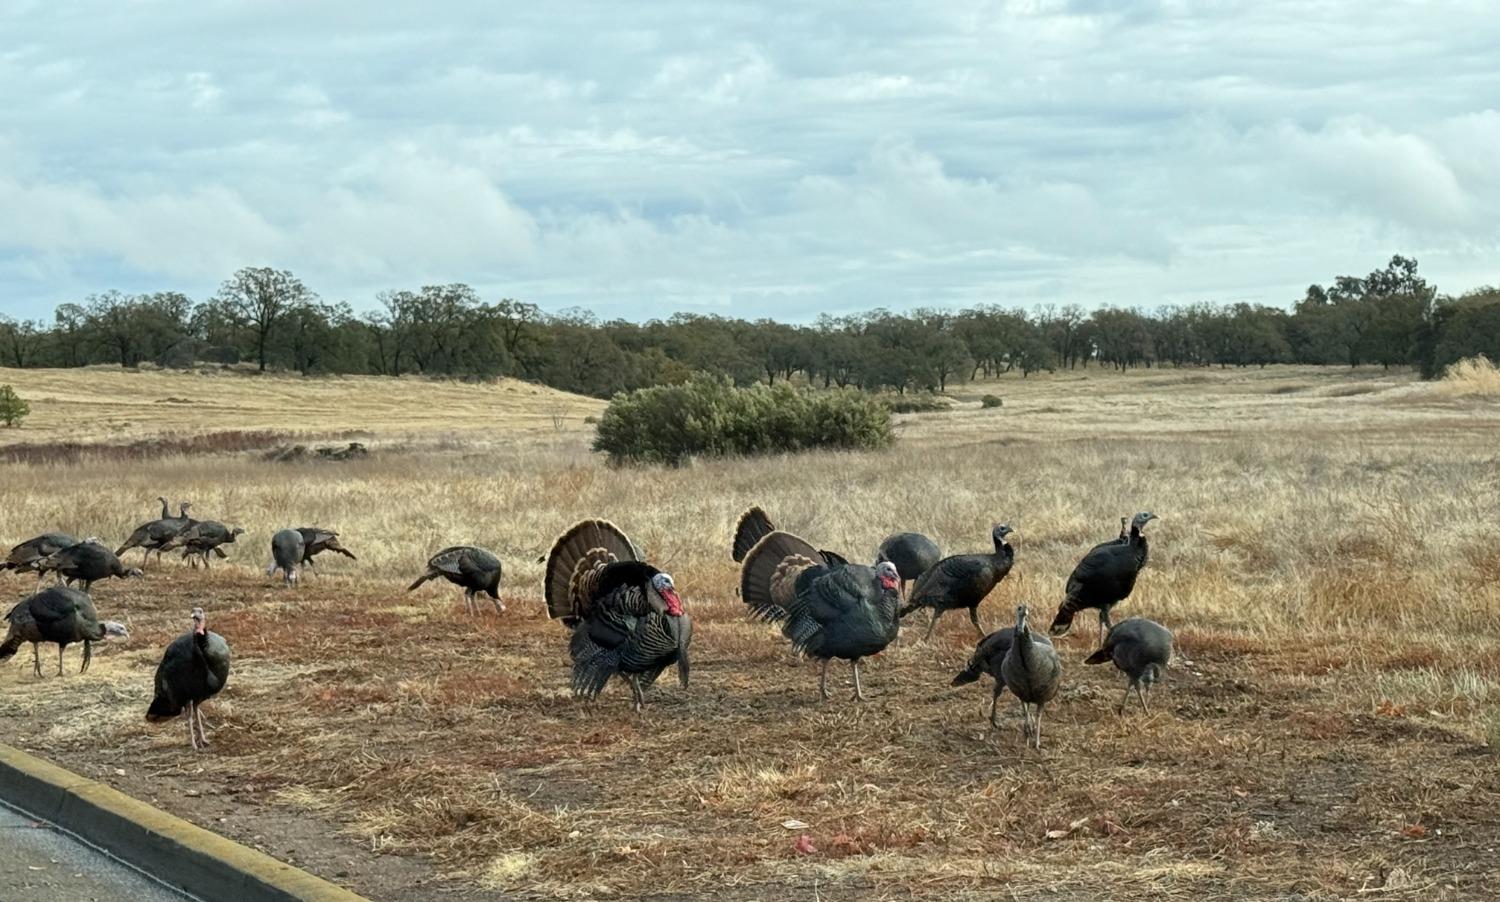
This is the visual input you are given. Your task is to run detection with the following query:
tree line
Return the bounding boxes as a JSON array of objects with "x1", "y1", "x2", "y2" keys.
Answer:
[{"x1": 1, "y1": 256, "x2": 1495, "y2": 398}]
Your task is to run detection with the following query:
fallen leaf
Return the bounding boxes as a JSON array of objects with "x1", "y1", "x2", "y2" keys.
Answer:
[
  {"x1": 793, "y1": 834, "x2": 817, "y2": 855},
  {"x1": 781, "y1": 819, "x2": 809, "y2": 830},
  {"x1": 1232, "y1": 787, "x2": 1249, "y2": 799},
  {"x1": 1045, "y1": 818, "x2": 1089, "y2": 841},
  {"x1": 1400, "y1": 823, "x2": 1428, "y2": 839}
]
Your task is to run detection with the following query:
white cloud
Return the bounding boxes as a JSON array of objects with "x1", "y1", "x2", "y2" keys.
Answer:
[
  {"x1": 0, "y1": 0, "x2": 1497, "y2": 321},
  {"x1": 186, "y1": 72, "x2": 222, "y2": 110}
]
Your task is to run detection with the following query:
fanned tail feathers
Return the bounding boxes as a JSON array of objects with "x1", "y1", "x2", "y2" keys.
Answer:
[
  {"x1": 739, "y1": 530, "x2": 821, "y2": 622},
  {"x1": 545, "y1": 519, "x2": 638, "y2": 624},
  {"x1": 731, "y1": 507, "x2": 775, "y2": 562}
]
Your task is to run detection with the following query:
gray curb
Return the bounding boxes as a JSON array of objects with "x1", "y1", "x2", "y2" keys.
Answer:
[{"x1": 0, "y1": 742, "x2": 370, "y2": 902}]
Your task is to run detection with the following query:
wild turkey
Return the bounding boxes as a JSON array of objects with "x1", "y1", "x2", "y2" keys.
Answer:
[
  {"x1": 0, "y1": 587, "x2": 128, "y2": 677},
  {"x1": 950, "y1": 626, "x2": 1015, "y2": 735},
  {"x1": 116, "y1": 501, "x2": 194, "y2": 565},
  {"x1": 2, "y1": 533, "x2": 80, "y2": 584},
  {"x1": 146, "y1": 608, "x2": 231, "y2": 750},
  {"x1": 266, "y1": 529, "x2": 305, "y2": 586},
  {"x1": 899, "y1": 524, "x2": 1015, "y2": 640},
  {"x1": 1050, "y1": 512, "x2": 1158, "y2": 641},
  {"x1": 1000, "y1": 604, "x2": 1062, "y2": 749},
  {"x1": 1085, "y1": 617, "x2": 1173, "y2": 715},
  {"x1": 35, "y1": 540, "x2": 142, "y2": 591},
  {"x1": 161, "y1": 521, "x2": 245, "y2": 569},
  {"x1": 740, "y1": 529, "x2": 901, "y2": 701},
  {"x1": 874, "y1": 532, "x2": 941, "y2": 598},
  {"x1": 297, "y1": 527, "x2": 357, "y2": 569},
  {"x1": 545, "y1": 520, "x2": 690, "y2": 711},
  {"x1": 408, "y1": 545, "x2": 503, "y2": 614}
]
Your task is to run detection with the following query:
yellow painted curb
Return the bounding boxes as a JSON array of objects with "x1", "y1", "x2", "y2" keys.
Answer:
[{"x1": 0, "y1": 742, "x2": 370, "y2": 902}]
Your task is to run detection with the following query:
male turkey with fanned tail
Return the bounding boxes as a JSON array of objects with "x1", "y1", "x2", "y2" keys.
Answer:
[
  {"x1": 739, "y1": 529, "x2": 901, "y2": 701},
  {"x1": 1051, "y1": 512, "x2": 1158, "y2": 642},
  {"x1": 545, "y1": 520, "x2": 691, "y2": 712}
]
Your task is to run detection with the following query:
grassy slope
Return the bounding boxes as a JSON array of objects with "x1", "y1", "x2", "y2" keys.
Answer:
[
  {"x1": 0, "y1": 366, "x2": 604, "y2": 442},
  {"x1": 0, "y1": 364, "x2": 1497, "y2": 900}
]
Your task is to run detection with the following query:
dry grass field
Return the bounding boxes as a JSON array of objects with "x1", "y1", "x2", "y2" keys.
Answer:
[{"x1": 0, "y1": 363, "x2": 1498, "y2": 900}]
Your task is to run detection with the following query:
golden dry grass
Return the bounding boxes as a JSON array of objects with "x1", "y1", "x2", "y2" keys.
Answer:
[
  {"x1": 1433, "y1": 356, "x2": 1500, "y2": 399},
  {"x1": 0, "y1": 365, "x2": 603, "y2": 443},
  {"x1": 0, "y1": 363, "x2": 1498, "y2": 901}
]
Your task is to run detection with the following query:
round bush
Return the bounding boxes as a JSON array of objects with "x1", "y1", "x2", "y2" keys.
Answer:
[
  {"x1": 592, "y1": 377, "x2": 893, "y2": 466},
  {"x1": 980, "y1": 394, "x2": 1003, "y2": 408}
]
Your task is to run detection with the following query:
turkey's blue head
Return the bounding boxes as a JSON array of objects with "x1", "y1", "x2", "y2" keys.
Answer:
[
  {"x1": 651, "y1": 572, "x2": 683, "y2": 617},
  {"x1": 191, "y1": 607, "x2": 206, "y2": 636},
  {"x1": 875, "y1": 561, "x2": 899, "y2": 593},
  {"x1": 1131, "y1": 512, "x2": 1158, "y2": 531}
]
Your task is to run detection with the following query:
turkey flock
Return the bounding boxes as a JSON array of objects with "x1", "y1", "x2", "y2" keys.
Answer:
[{"x1": 2, "y1": 497, "x2": 1172, "y2": 752}]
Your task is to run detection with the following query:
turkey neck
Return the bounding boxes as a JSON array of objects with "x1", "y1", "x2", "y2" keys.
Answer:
[
  {"x1": 1129, "y1": 527, "x2": 1150, "y2": 566},
  {"x1": 1014, "y1": 625, "x2": 1040, "y2": 665},
  {"x1": 874, "y1": 587, "x2": 901, "y2": 636},
  {"x1": 991, "y1": 536, "x2": 1013, "y2": 566}
]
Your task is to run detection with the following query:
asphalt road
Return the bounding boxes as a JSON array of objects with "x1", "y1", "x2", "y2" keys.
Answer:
[{"x1": 0, "y1": 802, "x2": 191, "y2": 901}]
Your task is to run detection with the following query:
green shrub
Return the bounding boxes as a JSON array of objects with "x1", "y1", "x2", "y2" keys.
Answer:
[
  {"x1": 980, "y1": 394, "x2": 1003, "y2": 408},
  {"x1": 0, "y1": 384, "x2": 28, "y2": 427},
  {"x1": 592, "y1": 376, "x2": 893, "y2": 465},
  {"x1": 881, "y1": 394, "x2": 951, "y2": 414}
]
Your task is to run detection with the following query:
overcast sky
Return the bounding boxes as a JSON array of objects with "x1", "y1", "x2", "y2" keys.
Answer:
[{"x1": 2, "y1": 1, "x2": 1497, "y2": 323}]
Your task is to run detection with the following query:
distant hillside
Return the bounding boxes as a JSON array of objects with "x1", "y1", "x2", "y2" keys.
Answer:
[{"x1": 0, "y1": 366, "x2": 604, "y2": 443}]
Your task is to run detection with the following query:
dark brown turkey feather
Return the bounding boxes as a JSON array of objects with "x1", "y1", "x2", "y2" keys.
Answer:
[
  {"x1": 731, "y1": 506, "x2": 776, "y2": 563},
  {"x1": 739, "y1": 530, "x2": 821, "y2": 621},
  {"x1": 544, "y1": 519, "x2": 638, "y2": 623}
]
